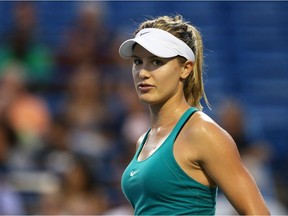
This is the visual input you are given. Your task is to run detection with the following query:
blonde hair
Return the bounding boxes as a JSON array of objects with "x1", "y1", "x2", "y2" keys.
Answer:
[{"x1": 134, "y1": 15, "x2": 209, "y2": 110}]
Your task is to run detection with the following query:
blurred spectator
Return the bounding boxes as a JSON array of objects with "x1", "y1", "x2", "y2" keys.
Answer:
[
  {"x1": 35, "y1": 116, "x2": 75, "y2": 175},
  {"x1": 36, "y1": 155, "x2": 108, "y2": 215},
  {"x1": 56, "y1": 156, "x2": 108, "y2": 214},
  {"x1": 0, "y1": 63, "x2": 51, "y2": 170},
  {"x1": 60, "y1": 64, "x2": 104, "y2": 129},
  {"x1": 58, "y1": 63, "x2": 110, "y2": 159},
  {"x1": 0, "y1": 2, "x2": 55, "y2": 87},
  {"x1": 55, "y1": 63, "x2": 124, "y2": 204},
  {"x1": 56, "y1": 1, "x2": 113, "y2": 74}
]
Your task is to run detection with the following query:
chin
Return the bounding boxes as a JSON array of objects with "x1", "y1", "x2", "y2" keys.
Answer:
[
  {"x1": 138, "y1": 95, "x2": 154, "y2": 104},
  {"x1": 138, "y1": 96, "x2": 163, "y2": 106}
]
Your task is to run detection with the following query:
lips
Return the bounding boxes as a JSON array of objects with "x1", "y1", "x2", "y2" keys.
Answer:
[
  {"x1": 137, "y1": 82, "x2": 154, "y2": 91},
  {"x1": 138, "y1": 83, "x2": 153, "y2": 87}
]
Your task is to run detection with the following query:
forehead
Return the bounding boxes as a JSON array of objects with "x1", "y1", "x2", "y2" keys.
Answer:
[
  {"x1": 132, "y1": 44, "x2": 176, "y2": 62},
  {"x1": 132, "y1": 44, "x2": 155, "y2": 57}
]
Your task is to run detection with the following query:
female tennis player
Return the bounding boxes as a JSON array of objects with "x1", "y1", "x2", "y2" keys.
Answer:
[{"x1": 119, "y1": 15, "x2": 270, "y2": 215}]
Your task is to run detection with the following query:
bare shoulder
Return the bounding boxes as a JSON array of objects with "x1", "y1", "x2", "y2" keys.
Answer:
[
  {"x1": 188, "y1": 111, "x2": 229, "y2": 138},
  {"x1": 187, "y1": 111, "x2": 240, "y2": 161}
]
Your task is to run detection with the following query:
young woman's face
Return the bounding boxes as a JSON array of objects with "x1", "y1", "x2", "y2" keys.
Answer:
[{"x1": 131, "y1": 44, "x2": 184, "y2": 105}]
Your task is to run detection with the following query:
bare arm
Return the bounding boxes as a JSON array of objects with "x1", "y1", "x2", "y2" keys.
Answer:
[{"x1": 195, "y1": 117, "x2": 270, "y2": 215}]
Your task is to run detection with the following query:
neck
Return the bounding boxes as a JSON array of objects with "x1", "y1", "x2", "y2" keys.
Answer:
[{"x1": 148, "y1": 97, "x2": 191, "y2": 130}]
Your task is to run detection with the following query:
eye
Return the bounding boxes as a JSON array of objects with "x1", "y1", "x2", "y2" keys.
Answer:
[
  {"x1": 133, "y1": 58, "x2": 142, "y2": 65},
  {"x1": 152, "y1": 59, "x2": 163, "y2": 66}
]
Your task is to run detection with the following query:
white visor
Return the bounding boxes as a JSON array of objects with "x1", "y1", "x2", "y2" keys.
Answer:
[{"x1": 119, "y1": 28, "x2": 195, "y2": 62}]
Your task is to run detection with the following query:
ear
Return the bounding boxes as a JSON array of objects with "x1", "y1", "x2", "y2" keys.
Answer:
[{"x1": 180, "y1": 60, "x2": 193, "y2": 79}]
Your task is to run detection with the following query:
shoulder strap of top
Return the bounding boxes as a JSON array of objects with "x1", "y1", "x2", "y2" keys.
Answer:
[
  {"x1": 135, "y1": 128, "x2": 150, "y2": 158},
  {"x1": 169, "y1": 107, "x2": 198, "y2": 141},
  {"x1": 135, "y1": 107, "x2": 198, "y2": 158}
]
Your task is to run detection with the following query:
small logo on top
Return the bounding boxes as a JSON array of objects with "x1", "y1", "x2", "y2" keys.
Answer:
[{"x1": 130, "y1": 170, "x2": 140, "y2": 177}]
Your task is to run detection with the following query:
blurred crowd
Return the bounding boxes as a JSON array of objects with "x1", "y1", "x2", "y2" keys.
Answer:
[
  {"x1": 0, "y1": 2, "x2": 287, "y2": 215},
  {"x1": 0, "y1": 2, "x2": 147, "y2": 214}
]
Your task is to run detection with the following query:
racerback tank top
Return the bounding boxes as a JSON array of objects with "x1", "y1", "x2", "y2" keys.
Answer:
[{"x1": 121, "y1": 107, "x2": 218, "y2": 215}]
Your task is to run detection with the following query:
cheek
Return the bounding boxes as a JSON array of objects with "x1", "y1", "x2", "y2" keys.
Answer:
[
  {"x1": 132, "y1": 64, "x2": 138, "y2": 76},
  {"x1": 132, "y1": 70, "x2": 139, "y2": 90},
  {"x1": 132, "y1": 69, "x2": 137, "y2": 82},
  {"x1": 158, "y1": 66, "x2": 180, "y2": 86}
]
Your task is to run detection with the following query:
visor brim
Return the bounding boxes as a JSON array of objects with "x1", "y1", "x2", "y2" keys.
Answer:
[{"x1": 119, "y1": 37, "x2": 179, "y2": 59}]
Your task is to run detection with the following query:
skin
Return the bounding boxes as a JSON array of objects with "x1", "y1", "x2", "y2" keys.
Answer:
[{"x1": 131, "y1": 44, "x2": 270, "y2": 215}]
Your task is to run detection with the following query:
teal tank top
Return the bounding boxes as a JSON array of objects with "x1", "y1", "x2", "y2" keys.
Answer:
[{"x1": 121, "y1": 107, "x2": 218, "y2": 215}]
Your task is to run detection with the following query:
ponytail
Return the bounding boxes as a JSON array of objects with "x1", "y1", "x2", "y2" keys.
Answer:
[{"x1": 183, "y1": 25, "x2": 210, "y2": 110}]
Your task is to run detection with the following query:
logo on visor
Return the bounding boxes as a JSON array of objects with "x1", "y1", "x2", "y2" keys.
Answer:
[{"x1": 139, "y1": 31, "x2": 150, "y2": 36}]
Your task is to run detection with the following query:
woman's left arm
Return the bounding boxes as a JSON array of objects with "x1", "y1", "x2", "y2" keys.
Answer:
[{"x1": 196, "y1": 118, "x2": 270, "y2": 215}]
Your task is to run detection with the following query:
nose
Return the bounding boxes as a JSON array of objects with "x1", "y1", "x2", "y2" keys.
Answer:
[{"x1": 139, "y1": 67, "x2": 151, "y2": 79}]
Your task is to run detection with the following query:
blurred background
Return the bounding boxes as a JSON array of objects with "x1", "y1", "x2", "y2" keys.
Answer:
[{"x1": 0, "y1": 1, "x2": 287, "y2": 215}]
